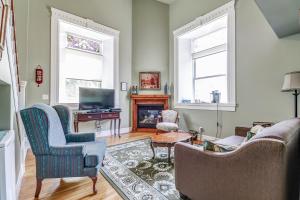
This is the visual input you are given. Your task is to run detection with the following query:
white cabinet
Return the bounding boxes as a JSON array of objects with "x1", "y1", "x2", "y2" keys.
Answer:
[{"x1": 0, "y1": 131, "x2": 16, "y2": 200}]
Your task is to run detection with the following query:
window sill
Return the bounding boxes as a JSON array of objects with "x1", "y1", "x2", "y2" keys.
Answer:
[{"x1": 174, "y1": 103, "x2": 236, "y2": 111}]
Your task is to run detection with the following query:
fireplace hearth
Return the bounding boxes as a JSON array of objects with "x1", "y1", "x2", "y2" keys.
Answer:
[
  {"x1": 138, "y1": 105, "x2": 164, "y2": 128},
  {"x1": 131, "y1": 95, "x2": 169, "y2": 132}
]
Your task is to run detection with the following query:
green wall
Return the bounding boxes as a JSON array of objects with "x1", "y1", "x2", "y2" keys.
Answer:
[
  {"x1": 132, "y1": 0, "x2": 169, "y2": 94},
  {"x1": 170, "y1": 0, "x2": 300, "y2": 137},
  {"x1": 15, "y1": 0, "x2": 133, "y2": 129}
]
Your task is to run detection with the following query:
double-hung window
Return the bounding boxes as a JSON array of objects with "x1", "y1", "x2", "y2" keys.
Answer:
[
  {"x1": 51, "y1": 8, "x2": 120, "y2": 106},
  {"x1": 174, "y1": 1, "x2": 235, "y2": 111},
  {"x1": 192, "y1": 15, "x2": 228, "y2": 104}
]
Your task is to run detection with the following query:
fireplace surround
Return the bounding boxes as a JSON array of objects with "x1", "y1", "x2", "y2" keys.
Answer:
[{"x1": 131, "y1": 95, "x2": 169, "y2": 132}]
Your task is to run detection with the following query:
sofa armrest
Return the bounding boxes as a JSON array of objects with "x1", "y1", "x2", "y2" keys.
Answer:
[
  {"x1": 174, "y1": 139, "x2": 286, "y2": 200},
  {"x1": 65, "y1": 133, "x2": 95, "y2": 143},
  {"x1": 50, "y1": 144, "x2": 85, "y2": 156}
]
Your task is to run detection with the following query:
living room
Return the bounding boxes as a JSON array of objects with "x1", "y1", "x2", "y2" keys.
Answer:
[{"x1": 0, "y1": 0, "x2": 299, "y2": 199}]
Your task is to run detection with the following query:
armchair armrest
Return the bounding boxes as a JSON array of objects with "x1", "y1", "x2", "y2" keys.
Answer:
[
  {"x1": 65, "y1": 133, "x2": 95, "y2": 143},
  {"x1": 174, "y1": 139, "x2": 286, "y2": 200},
  {"x1": 50, "y1": 144, "x2": 86, "y2": 156}
]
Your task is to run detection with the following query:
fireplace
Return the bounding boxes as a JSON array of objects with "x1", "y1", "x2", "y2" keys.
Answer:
[
  {"x1": 138, "y1": 104, "x2": 164, "y2": 128},
  {"x1": 131, "y1": 95, "x2": 169, "y2": 132}
]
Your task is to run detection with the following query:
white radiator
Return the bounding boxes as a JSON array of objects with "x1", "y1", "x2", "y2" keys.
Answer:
[{"x1": 0, "y1": 131, "x2": 16, "y2": 200}]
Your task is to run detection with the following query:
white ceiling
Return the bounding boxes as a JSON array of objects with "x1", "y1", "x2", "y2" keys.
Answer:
[{"x1": 156, "y1": 0, "x2": 176, "y2": 5}]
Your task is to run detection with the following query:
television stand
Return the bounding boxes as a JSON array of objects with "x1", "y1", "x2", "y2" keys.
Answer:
[{"x1": 73, "y1": 111, "x2": 121, "y2": 137}]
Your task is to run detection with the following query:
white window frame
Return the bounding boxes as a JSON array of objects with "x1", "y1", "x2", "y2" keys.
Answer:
[
  {"x1": 50, "y1": 8, "x2": 120, "y2": 108},
  {"x1": 173, "y1": 1, "x2": 236, "y2": 111}
]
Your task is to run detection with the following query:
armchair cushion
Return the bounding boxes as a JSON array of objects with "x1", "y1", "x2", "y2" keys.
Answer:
[
  {"x1": 69, "y1": 139, "x2": 106, "y2": 168},
  {"x1": 33, "y1": 104, "x2": 66, "y2": 146},
  {"x1": 53, "y1": 105, "x2": 71, "y2": 134},
  {"x1": 156, "y1": 122, "x2": 178, "y2": 132},
  {"x1": 65, "y1": 133, "x2": 95, "y2": 143}
]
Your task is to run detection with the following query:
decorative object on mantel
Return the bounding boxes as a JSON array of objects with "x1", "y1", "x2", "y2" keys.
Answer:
[
  {"x1": 139, "y1": 71, "x2": 161, "y2": 90},
  {"x1": 164, "y1": 82, "x2": 169, "y2": 95},
  {"x1": 282, "y1": 71, "x2": 300, "y2": 117},
  {"x1": 130, "y1": 85, "x2": 138, "y2": 95},
  {"x1": 0, "y1": 1, "x2": 9, "y2": 60}
]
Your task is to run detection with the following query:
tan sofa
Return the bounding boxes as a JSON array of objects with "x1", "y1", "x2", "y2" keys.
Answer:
[{"x1": 174, "y1": 118, "x2": 300, "y2": 200}]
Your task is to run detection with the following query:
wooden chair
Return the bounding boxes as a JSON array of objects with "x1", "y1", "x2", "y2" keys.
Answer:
[{"x1": 156, "y1": 110, "x2": 179, "y2": 134}]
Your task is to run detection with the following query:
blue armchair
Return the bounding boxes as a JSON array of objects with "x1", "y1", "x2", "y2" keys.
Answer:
[{"x1": 20, "y1": 104, "x2": 106, "y2": 198}]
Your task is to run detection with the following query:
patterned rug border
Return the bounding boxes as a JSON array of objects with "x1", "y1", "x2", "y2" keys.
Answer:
[
  {"x1": 100, "y1": 168, "x2": 130, "y2": 200},
  {"x1": 101, "y1": 138, "x2": 170, "y2": 200}
]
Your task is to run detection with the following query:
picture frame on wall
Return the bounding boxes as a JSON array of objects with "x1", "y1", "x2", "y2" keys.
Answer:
[
  {"x1": 0, "y1": 1, "x2": 9, "y2": 59},
  {"x1": 139, "y1": 71, "x2": 161, "y2": 90},
  {"x1": 120, "y1": 82, "x2": 128, "y2": 91}
]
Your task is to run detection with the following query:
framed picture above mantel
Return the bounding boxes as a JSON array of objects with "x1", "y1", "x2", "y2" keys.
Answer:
[{"x1": 139, "y1": 71, "x2": 161, "y2": 90}]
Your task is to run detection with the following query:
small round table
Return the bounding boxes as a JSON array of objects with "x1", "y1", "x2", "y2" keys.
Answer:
[{"x1": 150, "y1": 132, "x2": 193, "y2": 163}]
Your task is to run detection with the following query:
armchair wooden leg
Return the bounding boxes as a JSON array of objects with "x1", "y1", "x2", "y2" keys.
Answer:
[
  {"x1": 90, "y1": 176, "x2": 98, "y2": 194},
  {"x1": 35, "y1": 178, "x2": 43, "y2": 198}
]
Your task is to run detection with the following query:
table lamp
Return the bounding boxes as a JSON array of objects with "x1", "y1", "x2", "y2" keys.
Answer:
[{"x1": 282, "y1": 71, "x2": 300, "y2": 117}]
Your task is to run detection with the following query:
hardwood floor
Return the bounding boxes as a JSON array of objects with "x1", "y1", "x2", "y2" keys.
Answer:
[{"x1": 19, "y1": 132, "x2": 154, "y2": 200}]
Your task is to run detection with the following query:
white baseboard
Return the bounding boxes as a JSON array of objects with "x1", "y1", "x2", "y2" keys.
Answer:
[
  {"x1": 96, "y1": 127, "x2": 132, "y2": 137},
  {"x1": 16, "y1": 140, "x2": 28, "y2": 199},
  {"x1": 15, "y1": 158, "x2": 25, "y2": 199}
]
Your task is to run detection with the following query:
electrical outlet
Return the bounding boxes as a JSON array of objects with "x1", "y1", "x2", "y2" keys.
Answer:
[{"x1": 42, "y1": 94, "x2": 49, "y2": 100}]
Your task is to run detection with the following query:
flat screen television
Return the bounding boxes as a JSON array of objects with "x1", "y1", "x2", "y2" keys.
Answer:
[{"x1": 79, "y1": 88, "x2": 115, "y2": 110}]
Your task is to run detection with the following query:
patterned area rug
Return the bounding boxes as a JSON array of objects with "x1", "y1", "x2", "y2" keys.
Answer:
[{"x1": 100, "y1": 138, "x2": 181, "y2": 200}]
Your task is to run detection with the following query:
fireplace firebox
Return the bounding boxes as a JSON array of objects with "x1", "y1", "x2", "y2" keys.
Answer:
[
  {"x1": 138, "y1": 105, "x2": 164, "y2": 128},
  {"x1": 131, "y1": 95, "x2": 169, "y2": 132}
]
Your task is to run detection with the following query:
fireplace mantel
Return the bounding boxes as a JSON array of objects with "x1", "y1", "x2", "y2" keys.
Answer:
[{"x1": 131, "y1": 95, "x2": 169, "y2": 132}]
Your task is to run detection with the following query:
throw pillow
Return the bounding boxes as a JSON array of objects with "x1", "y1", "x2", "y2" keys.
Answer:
[
  {"x1": 203, "y1": 140, "x2": 236, "y2": 152},
  {"x1": 243, "y1": 125, "x2": 265, "y2": 143}
]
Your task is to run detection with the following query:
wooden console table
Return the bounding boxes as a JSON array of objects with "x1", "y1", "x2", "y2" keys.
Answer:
[{"x1": 73, "y1": 111, "x2": 121, "y2": 137}]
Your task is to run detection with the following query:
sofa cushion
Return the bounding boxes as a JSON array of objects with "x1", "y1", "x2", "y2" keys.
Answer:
[
  {"x1": 250, "y1": 118, "x2": 300, "y2": 142},
  {"x1": 156, "y1": 122, "x2": 178, "y2": 132},
  {"x1": 215, "y1": 135, "x2": 245, "y2": 147}
]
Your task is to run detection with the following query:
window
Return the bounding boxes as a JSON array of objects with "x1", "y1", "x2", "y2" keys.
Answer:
[
  {"x1": 65, "y1": 78, "x2": 102, "y2": 103},
  {"x1": 59, "y1": 23, "x2": 106, "y2": 104},
  {"x1": 174, "y1": 1, "x2": 235, "y2": 111},
  {"x1": 51, "y1": 8, "x2": 120, "y2": 106}
]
